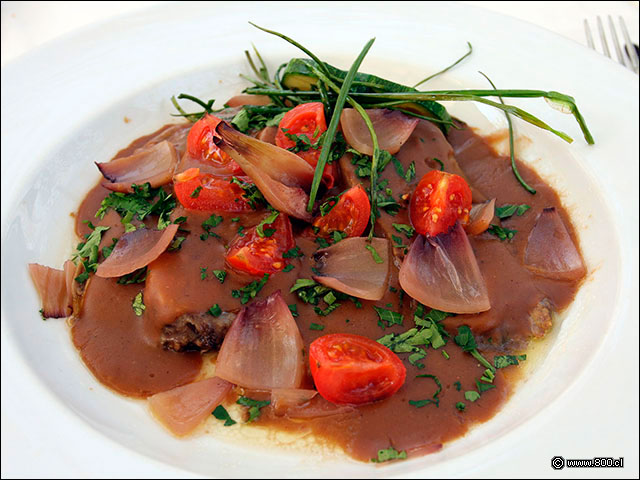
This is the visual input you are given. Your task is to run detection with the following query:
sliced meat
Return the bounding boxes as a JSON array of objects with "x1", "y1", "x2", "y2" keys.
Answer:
[{"x1": 161, "y1": 311, "x2": 235, "y2": 353}]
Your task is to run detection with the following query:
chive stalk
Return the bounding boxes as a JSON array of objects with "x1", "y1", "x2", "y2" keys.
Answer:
[
  {"x1": 413, "y1": 42, "x2": 473, "y2": 88},
  {"x1": 479, "y1": 72, "x2": 536, "y2": 194}
]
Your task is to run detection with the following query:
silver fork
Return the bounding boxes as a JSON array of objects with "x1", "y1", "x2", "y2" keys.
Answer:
[{"x1": 584, "y1": 16, "x2": 639, "y2": 74}]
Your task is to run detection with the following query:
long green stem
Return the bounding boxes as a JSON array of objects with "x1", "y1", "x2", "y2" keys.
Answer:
[
  {"x1": 479, "y1": 72, "x2": 536, "y2": 194},
  {"x1": 306, "y1": 38, "x2": 376, "y2": 211},
  {"x1": 244, "y1": 87, "x2": 593, "y2": 144},
  {"x1": 309, "y1": 66, "x2": 381, "y2": 238},
  {"x1": 249, "y1": 22, "x2": 332, "y2": 78},
  {"x1": 414, "y1": 42, "x2": 473, "y2": 88}
]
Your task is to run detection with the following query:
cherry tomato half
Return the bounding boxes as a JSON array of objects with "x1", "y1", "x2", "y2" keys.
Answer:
[
  {"x1": 173, "y1": 168, "x2": 252, "y2": 212},
  {"x1": 312, "y1": 184, "x2": 371, "y2": 238},
  {"x1": 409, "y1": 170, "x2": 472, "y2": 237},
  {"x1": 226, "y1": 213, "x2": 295, "y2": 276},
  {"x1": 275, "y1": 102, "x2": 336, "y2": 188},
  {"x1": 187, "y1": 115, "x2": 243, "y2": 175},
  {"x1": 309, "y1": 333, "x2": 406, "y2": 405}
]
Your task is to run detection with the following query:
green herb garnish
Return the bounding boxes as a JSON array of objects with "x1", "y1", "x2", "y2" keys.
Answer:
[
  {"x1": 231, "y1": 274, "x2": 270, "y2": 304},
  {"x1": 494, "y1": 354, "x2": 527, "y2": 369},
  {"x1": 365, "y1": 244, "x2": 384, "y2": 264},
  {"x1": 454, "y1": 325, "x2": 495, "y2": 372},
  {"x1": 208, "y1": 304, "x2": 222, "y2": 317},
  {"x1": 487, "y1": 224, "x2": 517, "y2": 241},
  {"x1": 309, "y1": 323, "x2": 325, "y2": 331},
  {"x1": 117, "y1": 267, "x2": 147, "y2": 285},
  {"x1": 495, "y1": 204, "x2": 531, "y2": 219},
  {"x1": 212, "y1": 405, "x2": 236, "y2": 426},
  {"x1": 371, "y1": 447, "x2": 407, "y2": 463},
  {"x1": 373, "y1": 306, "x2": 404, "y2": 329},
  {"x1": 409, "y1": 374, "x2": 442, "y2": 408},
  {"x1": 236, "y1": 396, "x2": 270, "y2": 422},
  {"x1": 132, "y1": 292, "x2": 145, "y2": 316},
  {"x1": 464, "y1": 391, "x2": 480, "y2": 402}
]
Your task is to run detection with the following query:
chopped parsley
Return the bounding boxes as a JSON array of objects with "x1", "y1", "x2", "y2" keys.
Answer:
[
  {"x1": 232, "y1": 274, "x2": 270, "y2": 304},
  {"x1": 96, "y1": 182, "x2": 175, "y2": 230},
  {"x1": 290, "y1": 278, "x2": 361, "y2": 316},
  {"x1": 319, "y1": 195, "x2": 340, "y2": 216},
  {"x1": 456, "y1": 402, "x2": 466, "y2": 411},
  {"x1": 71, "y1": 225, "x2": 110, "y2": 283},
  {"x1": 288, "y1": 304, "x2": 299, "y2": 317},
  {"x1": 212, "y1": 405, "x2": 236, "y2": 426},
  {"x1": 101, "y1": 237, "x2": 118, "y2": 258},
  {"x1": 365, "y1": 244, "x2": 384, "y2": 264},
  {"x1": 168, "y1": 235, "x2": 186, "y2": 252},
  {"x1": 392, "y1": 223, "x2": 415, "y2": 238},
  {"x1": 200, "y1": 267, "x2": 208, "y2": 280},
  {"x1": 454, "y1": 381, "x2": 462, "y2": 391},
  {"x1": 283, "y1": 264, "x2": 295, "y2": 273},
  {"x1": 283, "y1": 246, "x2": 303, "y2": 258},
  {"x1": 464, "y1": 391, "x2": 480, "y2": 402},
  {"x1": 201, "y1": 214, "x2": 223, "y2": 241},
  {"x1": 230, "y1": 177, "x2": 268, "y2": 210},
  {"x1": 190, "y1": 185, "x2": 203, "y2": 198},
  {"x1": 494, "y1": 354, "x2": 527, "y2": 369},
  {"x1": 373, "y1": 306, "x2": 404, "y2": 329},
  {"x1": 236, "y1": 396, "x2": 270, "y2": 422},
  {"x1": 256, "y1": 210, "x2": 279, "y2": 238},
  {"x1": 454, "y1": 325, "x2": 495, "y2": 372},
  {"x1": 207, "y1": 304, "x2": 222, "y2": 317},
  {"x1": 212, "y1": 270, "x2": 227, "y2": 283},
  {"x1": 409, "y1": 374, "x2": 442, "y2": 408},
  {"x1": 391, "y1": 156, "x2": 415, "y2": 182},
  {"x1": 132, "y1": 292, "x2": 145, "y2": 316},
  {"x1": 495, "y1": 204, "x2": 531, "y2": 219},
  {"x1": 117, "y1": 267, "x2": 147, "y2": 285},
  {"x1": 487, "y1": 224, "x2": 517, "y2": 241},
  {"x1": 230, "y1": 104, "x2": 289, "y2": 133},
  {"x1": 371, "y1": 447, "x2": 407, "y2": 463},
  {"x1": 309, "y1": 323, "x2": 325, "y2": 331}
]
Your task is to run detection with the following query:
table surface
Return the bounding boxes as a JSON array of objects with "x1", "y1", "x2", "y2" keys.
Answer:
[{"x1": 1, "y1": 1, "x2": 639, "y2": 68}]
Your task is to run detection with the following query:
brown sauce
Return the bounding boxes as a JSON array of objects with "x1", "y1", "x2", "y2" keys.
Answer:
[{"x1": 69, "y1": 118, "x2": 585, "y2": 462}]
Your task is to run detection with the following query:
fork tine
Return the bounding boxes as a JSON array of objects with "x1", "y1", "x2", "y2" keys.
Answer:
[
  {"x1": 596, "y1": 16, "x2": 611, "y2": 58},
  {"x1": 584, "y1": 19, "x2": 595, "y2": 49},
  {"x1": 619, "y1": 16, "x2": 639, "y2": 74},
  {"x1": 607, "y1": 15, "x2": 625, "y2": 66}
]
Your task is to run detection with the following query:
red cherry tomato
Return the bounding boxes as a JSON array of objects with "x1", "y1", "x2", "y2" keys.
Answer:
[
  {"x1": 173, "y1": 168, "x2": 252, "y2": 212},
  {"x1": 187, "y1": 115, "x2": 243, "y2": 175},
  {"x1": 312, "y1": 184, "x2": 371, "y2": 238},
  {"x1": 409, "y1": 170, "x2": 472, "y2": 237},
  {"x1": 309, "y1": 333, "x2": 406, "y2": 405},
  {"x1": 226, "y1": 213, "x2": 295, "y2": 276},
  {"x1": 275, "y1": 102, "x2": 336, "y2": 188}
]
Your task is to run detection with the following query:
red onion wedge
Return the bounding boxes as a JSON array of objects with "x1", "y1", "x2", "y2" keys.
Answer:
[
  {"x1": 399, "y1": 223, "x2": 490, "y2": 314},
  {"x1": 214, "y1": 122, "x2": 314, "y2": 221},
  {"x1": 95, "y1": 224, "x2": 179, "y2": 278},
  {"x1": 524, "y1": 207, "x2": 586, "y2": 281},
  {"x1": 98, "y1": 141, "x2": 178, "y2": 193},
  {"x1": 215, "y1": 291, "x2": 305, "y2": 390},
  {"x1": 148, "y1": 376, "x2": 232, "y2": 436},
  {"x1": 465, "y1": 198, "x2": 496, "y2": 235},
  {"x1": 28, "y1": 260, "x2": 75, "y2": 318},
  {"x1": 312, "y1": 237, "x2": 390, "y2": 300},
  {"x1": 340, "y1": 108, "x2": 418, "y2": 156},
  {"x1": 271, "y1": 389, "x2": 318, "y2": 416}
]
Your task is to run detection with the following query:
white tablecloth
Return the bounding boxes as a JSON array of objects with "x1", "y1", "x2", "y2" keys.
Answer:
[{"x1": 1, "y1": 1, "x2": 639, "y2": 67}]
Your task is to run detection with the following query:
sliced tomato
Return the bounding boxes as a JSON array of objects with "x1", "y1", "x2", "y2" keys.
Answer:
[
  {"x1": 309, "y1": 333, "x2": 406, "y2": 405},
  {"x1": 409, "y1": 170, "x2": 472, "y2": 237},
  {"x1": 226, "y1": 213, "x2": 295, "y2": 276},
  {"x1": 312, "y1": 184, "x2": 370, "y2": 238},
  {"x1": 174, "y1": 168, "x2": 252, "y2": 212},
  {"x1": 275, "y1": 102, "x2": 336, "y2": 188},
  {"x1": 187, "y1": 115, "x2": 243, "y2": 175}
]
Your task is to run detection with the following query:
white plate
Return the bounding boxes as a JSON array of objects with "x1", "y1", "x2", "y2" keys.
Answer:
[{"x1": 1, "y1": 2, "x2": 638, "y2": 478}]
